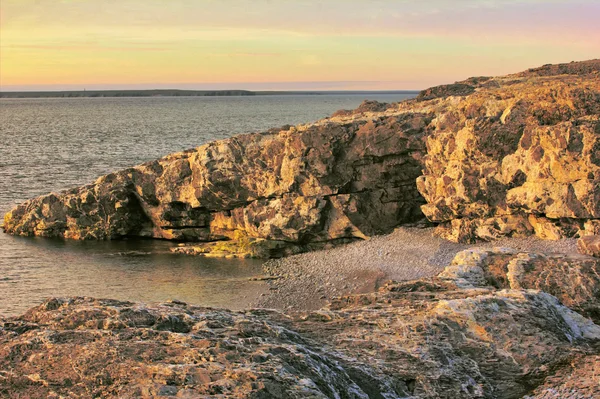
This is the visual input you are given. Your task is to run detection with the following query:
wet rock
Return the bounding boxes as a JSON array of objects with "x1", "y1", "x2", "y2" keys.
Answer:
[{"x1": 171, "y1": 234, "x2": 297, "y2": 259}]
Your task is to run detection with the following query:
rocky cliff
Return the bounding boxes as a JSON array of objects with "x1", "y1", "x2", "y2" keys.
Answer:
[
  {"x1": 3, "y1": 106, "x2": 429, "y2": 254},
  {"x1": 3, "y1": 59, "x2": 599, "y2": 249},
  {"x1": 416, "y1": 60, "x2": 600, "y2": 243},
  {"x1": 2, "y1": 249, "x2": 599, "y2": 398}
]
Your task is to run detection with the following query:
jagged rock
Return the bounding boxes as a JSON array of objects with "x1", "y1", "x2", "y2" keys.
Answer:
[
  {"x1": 331, "y1": 100, "x2": 391, "y2": 117},
  {"x1": 3, "y1": 104, "x2": 428, "y2": 252},
  {"x1": 318, "y1": 286, "x2": 600, "y2": 399},
  {"x1": 2, "y1": 248, "x2": 600, "y2": 397},
  {"x1": 416, "y1": 59, "x2": 600, "y2": 243},
  {"x1": 416, "y1": 82, "x2": 477, "y2": 101},
  {"x1": 2, "y1": 279, "x2": 599, "y2": 398},
  {"x1": 3, "y1": 60, "x2": 599, "y2": 249},
  {"x1": 578, "y1": 235, "x2": 600, "y2": 258},
  {"x1": 524, "y1": 354, "x2": 600, "y2": 398},
  {"x1": 440, "y1": 248, "x2": 600, "y2": 323},
  {"x1": 0, "y1": 298, "x2": 377, "y2": 398}
]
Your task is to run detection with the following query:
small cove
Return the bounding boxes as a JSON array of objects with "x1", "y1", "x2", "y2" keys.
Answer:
[{"x1": 0, "y1": 93, "x2": 415, "y2": 316}]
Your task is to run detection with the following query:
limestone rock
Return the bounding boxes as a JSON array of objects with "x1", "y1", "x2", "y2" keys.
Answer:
[
  {"x1": 2, "y1": 247, "x2": 599, "y2": 397},
  {"x1": 3, "y1": 60, "x2": 599, "y2": 249},
  {"x1": 524, "y1": 354, "x2": 600, "y2": 399},
  {"x1": 2, "y1": 281, "x2": 599, "y2": 398},
  {"x1": 3, "y1": 105, "x2": 428, "y2": 252},
  {"x1": 441, "y1": 248, "x2": 600, "y2": 323},
  {"x1": 578, "y1": 235, "x2": 600, "y2": 258},
  {"x1": 171, "y1": 234, "x2": 303, "y2": 259},
  {"x1": 0, "y1": 298, "x2": 375, "y2": 398},
  {"x1": 416, "y1": 59, "x2": 600, "y2": 242}
]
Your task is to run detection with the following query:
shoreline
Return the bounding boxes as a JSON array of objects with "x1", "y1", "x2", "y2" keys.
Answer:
[
  {"x1": 257, "y1": 226, "x2": 579, "y2": 311},
  {"x1": 2, "y1": 242, "x2": 597, "y2": 398},
  {"x1": 1, "y1": 59, "x2": 599, "y2": 397}
]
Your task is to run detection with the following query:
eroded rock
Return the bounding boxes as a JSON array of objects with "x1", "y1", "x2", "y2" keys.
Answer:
[
  {"x1": 3, "y1": 105, "x2": 428, "y2": 254},
  {"x1": 524, "y1": 354, "x2": 600, "y2": 399},
  {"x1": 2, "y1": 281, "x2": 599, "y2": 398},
  {"x1": 3, "y1": 245, "x2": 600, "y2": 398},
  {"x1": 441, "y1": 248, "x2": 600, "y2": 323},
  {"x1": 578, "y1": 235, "x2": 600, "y2": 258},
  {"x1": 4, "y1": 60, "x2": 600, "y2": 250},
  {"x1": 416, "y1": 60, "x2": 600, "y2": 243}
]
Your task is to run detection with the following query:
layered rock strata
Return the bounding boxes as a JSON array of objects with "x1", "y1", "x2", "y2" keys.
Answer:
[
  {"x1": 440, "y1": 248, "x2": 600, "y2": 323},
  {"x1": 3, "y1": 60, "x2": 600, "y2": 248},
  {"x1": 2, "y1": 249, "x2": 599, "y2": 398}
]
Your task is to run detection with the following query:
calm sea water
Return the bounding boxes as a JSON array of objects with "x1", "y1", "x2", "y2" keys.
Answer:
[{"x1": 0, "y1": 94, "x2": 414, "y2": 316}]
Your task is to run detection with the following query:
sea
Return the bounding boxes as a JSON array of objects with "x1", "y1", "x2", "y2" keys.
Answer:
[{"x1": 0, "y1": 93, "x2": 415, "y2": 316}]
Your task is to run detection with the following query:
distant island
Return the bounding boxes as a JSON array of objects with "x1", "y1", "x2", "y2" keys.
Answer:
[{"x1": 0, "y1": 89, "x2": 419, "y2": 99}]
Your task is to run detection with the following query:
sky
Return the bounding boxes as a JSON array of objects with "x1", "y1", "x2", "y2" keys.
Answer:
[{"x1": 1, "y1": 0, "x2": 599, "y2": 91}]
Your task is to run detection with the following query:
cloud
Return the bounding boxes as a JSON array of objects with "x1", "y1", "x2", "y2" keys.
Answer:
[{"x1": 1, "y1": 0, "x2": 597, "y2": 89}]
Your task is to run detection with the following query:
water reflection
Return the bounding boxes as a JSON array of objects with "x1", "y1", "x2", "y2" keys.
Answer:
[
  {"x1": 0, "y1": 94, "x2": 416, "y2": 316},
  {"x1": 0, "y1": 233, "x2": 266, "y2": 316}
]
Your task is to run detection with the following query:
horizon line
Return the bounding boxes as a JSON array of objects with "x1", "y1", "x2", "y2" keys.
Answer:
[
  {"x1": 0, "y1": 88, "x2": 422, "y2": 93},
  {"x1": 0, "y1": 80, "x2": 431, "y2": 92}
]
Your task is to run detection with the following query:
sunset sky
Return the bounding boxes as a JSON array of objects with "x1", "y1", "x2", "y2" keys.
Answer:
[{"x1": 1, "y1": 0, "x2": 598, "y2": 91}]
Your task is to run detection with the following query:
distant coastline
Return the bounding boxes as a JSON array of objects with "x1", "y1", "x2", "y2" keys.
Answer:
[{"x1": 0, "y1": 89, "x2": 420, "y2": 99}]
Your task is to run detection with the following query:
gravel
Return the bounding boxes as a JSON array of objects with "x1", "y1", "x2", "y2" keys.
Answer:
[{"x1": 256, "y1": 227, "x2": 579, "y2": 311}]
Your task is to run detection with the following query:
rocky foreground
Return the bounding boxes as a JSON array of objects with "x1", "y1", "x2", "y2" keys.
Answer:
[
  {"x1": 4, "y1": 60, "x2": 599, "y2": 255},
  {"x1": 1, "y1": 248, "x2": 599, "y2": 398},
  {"x1": 2, "y1": 61, "x2": 600, "y2": 397}
]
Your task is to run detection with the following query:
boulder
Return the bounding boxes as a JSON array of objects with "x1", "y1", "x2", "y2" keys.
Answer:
[
  {"x1": 578, "y1": 235, "x2": 600, "y2": 258},
  {"x1": 440, "y1": 248, "x2": 600, "y2": 323}
]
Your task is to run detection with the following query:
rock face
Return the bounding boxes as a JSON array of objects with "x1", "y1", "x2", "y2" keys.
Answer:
[
  {"x1": 524, "y1": 354, "x2": 600, "y2": 399},
  {"x1": 440, "y1": 248, "x2": 600, "y2": 323},
  {"x1": 3, "y1": 60, "x2": 599, "y2": 249},
  {"x1": 3, "y1": 107, "x2": 428, "y2": 252},
  {"x1": 2, "y1": 250, "x2": 600, "y2": 398},
  {"x1": 416, "y1": 60, "x2": 600, "y2": 242}
]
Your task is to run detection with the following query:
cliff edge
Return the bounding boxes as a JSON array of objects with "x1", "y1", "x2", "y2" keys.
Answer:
[{"x1": 3, "y1": 60, "x2": 599, "y2": 250}]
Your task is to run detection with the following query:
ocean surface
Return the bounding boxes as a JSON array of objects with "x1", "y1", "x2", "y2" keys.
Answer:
[{"x1": 0, "y1": 93, "x2": 415, "y2": 316}]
